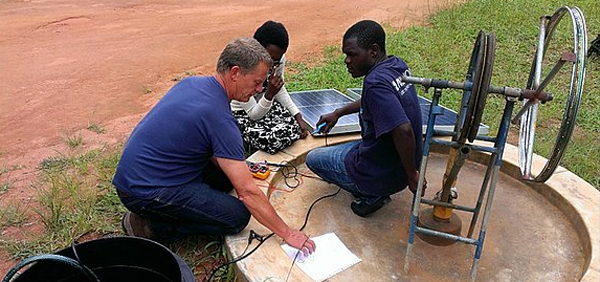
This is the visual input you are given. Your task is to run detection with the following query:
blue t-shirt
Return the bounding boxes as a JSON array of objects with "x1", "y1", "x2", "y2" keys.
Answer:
[
  {"x1": 344, "y1": 56, "x2": 423, "y2": 196},
  {"x1": 112, "y1": 76, "x2": 245, "y2": 198}
]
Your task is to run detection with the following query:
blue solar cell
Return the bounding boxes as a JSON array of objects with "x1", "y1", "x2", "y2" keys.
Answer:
[
  {"x1": 418, "y1": 96, "x2": 456, "y2": 126},
  {"x1": 290, "y1": 89, "x2": 360, "y2": 135}
]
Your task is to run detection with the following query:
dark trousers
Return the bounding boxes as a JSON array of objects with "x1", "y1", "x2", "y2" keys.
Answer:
[
  {"x1": 305, "y1": 141, "x2": 390, "y2": 205},
  {"x1": 118, "y1": 163, "x2": 251, "y2": 242}
]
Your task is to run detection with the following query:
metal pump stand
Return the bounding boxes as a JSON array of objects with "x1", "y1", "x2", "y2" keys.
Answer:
[{"x1": 402, "y1": 6, "x2": 587, "y2": 282}]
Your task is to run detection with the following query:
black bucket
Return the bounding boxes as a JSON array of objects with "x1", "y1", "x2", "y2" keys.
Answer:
[{"x1": 3, "y1": 237, "x2": 195, "y2": 282}]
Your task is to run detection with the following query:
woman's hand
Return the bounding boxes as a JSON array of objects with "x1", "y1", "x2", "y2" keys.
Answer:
[
  {"x1": 265, "y1": 74, "x2": 284, "y2": 101},
  {"x1": 295, "y1": 113, "x2": 309, "y2": 139},
  {"x1": 299, "y1": 124, "x2": 309, "y2": 139}
]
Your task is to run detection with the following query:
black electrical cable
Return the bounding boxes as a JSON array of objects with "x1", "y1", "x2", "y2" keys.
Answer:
[
  {"x1": 298, "y1": 188, "x2": 340, "y2": 231},
  {"x1": 265, "y1": 161, "x2": 324, "y2": 190},
  {"x1": 267, "y1": 162, "x2": 300, "y2": 188},
  {"x1": 206, "y1": 188, "x2": 340, "y2": 282},
  {"x1": 205, "y1": 232, "x2": 275, "y2": 282}
]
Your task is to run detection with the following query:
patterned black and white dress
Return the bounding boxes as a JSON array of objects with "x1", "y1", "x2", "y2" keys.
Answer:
[
  {"x1": 233, "y1": 100, "x2": 301, "y2": 154},
  {"x1": 230, "y1": 56, "x2": 303, "y2": 154}
]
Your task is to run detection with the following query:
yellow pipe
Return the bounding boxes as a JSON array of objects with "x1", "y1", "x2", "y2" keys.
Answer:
[{"x1": 433, "y1": 147, "x2": 460, "y2": 220}]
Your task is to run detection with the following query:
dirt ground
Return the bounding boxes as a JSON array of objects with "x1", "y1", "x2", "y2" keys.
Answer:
[{"x1": 0, "y1": 0, "x2": 456, "y2": 275}]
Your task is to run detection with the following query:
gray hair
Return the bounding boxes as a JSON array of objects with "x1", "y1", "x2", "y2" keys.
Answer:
[{"x1": 217, "y1": 38, "x2": 273, "y2": 74}]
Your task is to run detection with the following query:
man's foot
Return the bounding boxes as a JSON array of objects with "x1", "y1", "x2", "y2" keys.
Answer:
[
  {"x1": 121, "y1": 211, "x2": 154, "y2": 239},
  {"x1": 350, "y1": 196, "x2": 392, "y2": 217}
]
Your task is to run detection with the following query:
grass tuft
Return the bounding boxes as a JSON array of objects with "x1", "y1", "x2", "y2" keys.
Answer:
[
  {"x1": 87, "y1": 123, "x2": 106, "y2": 134},
  {"x1": 65, "y1": 134, "x2": 84, "y2": 149},
  {"x1": 0, "y1": 179, "x2": 13, "y2": 194},
  {"x1": 0, "y1": 202, "x2": 27, "y2": 229}
]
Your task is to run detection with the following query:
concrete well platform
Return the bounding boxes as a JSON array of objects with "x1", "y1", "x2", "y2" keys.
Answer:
[{"x1": 226, "y1": 135, "x2": 599, "y2": 282}]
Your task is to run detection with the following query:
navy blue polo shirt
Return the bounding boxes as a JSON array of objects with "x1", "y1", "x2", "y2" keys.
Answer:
[
  {"x1": 113, "y1": 76, "x2": 245, "y2": 198},
  {"x1": 344, "y1": 56, "x2": 423, "y2": 196}
]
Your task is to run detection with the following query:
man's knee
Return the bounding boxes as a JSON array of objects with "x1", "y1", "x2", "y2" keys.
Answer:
[
  {"x1": 305, "y1": 149, "x2": 319, "y2": 170},
  {"x1": 226, "y1": 207, "x2": 251, "y2": 234}
]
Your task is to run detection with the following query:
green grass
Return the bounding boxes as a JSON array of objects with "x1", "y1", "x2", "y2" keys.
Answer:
[
  {"x1": 287, "y1": 46, "x2": 363, "y2": 92},
  {"x1": 87, "y1": 123, "x2": 106, "y2": 134},
  {"x1": 1, "y1": 147, "x2": 126, "y2": 259},
  {"x1": 0, "y1": 179, "x2": 13, "y2": 194},
  {"x1": 1, "y1": 146, "x2": 232, "y2": 281},
  {"x1": 0, "y1": 165, "x2": 23, "y2": 194},
  {"x1": 65, "y1": 134, "x2": 84, "y2": 149},
  {"x1": 287, "y1": 0, "x2": 600, "y2": 189},
  {"x1": 0, "y1": 202, "x2": 27, "y2": 229}
]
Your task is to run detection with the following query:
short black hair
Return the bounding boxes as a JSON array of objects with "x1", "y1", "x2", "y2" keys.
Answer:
[
  {"x1": 253, "y1": 21, "x2": 289, "y2": 50},
  {"x1": 343, "y1": 20, "x2": 386, "y2": 53}
]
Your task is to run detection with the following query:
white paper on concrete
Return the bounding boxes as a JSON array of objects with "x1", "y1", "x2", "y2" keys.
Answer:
[{"x1": 281, "y1": 232, "x2": 361, "y2": 282}]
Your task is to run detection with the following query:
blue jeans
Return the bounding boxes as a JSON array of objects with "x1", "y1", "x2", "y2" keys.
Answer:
[
  {"x1": 118, "y1": 163, "x2": 250, "y2": 242},
  {"x1": 305, "y1": 141, "x2": 387, "y2": 205}
]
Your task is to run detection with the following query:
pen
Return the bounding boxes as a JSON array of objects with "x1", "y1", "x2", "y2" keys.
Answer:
[{"x1": 313, "y1": 123, "x2": 326, "y2": 134}]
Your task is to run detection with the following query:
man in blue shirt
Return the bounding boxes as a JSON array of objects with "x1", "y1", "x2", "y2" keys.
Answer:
[
  {"x1": 306, "y1": 20, "x2": 426, "y2": 217},
  {"x1": 113, "y1": 38, "x2": 315, "y2": 254}
]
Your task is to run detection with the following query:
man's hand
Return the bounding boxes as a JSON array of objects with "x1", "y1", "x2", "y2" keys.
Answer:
[
  {"x1": 315, "y1": 111, "x2": 340, "y2": 134},
  {"x1": 265, "y1": 74, "x2": 284, "y2": 100},
  {"x1": 283, "y1": 229, "x2": 316, "y2": 256},
  {"x1": 215, "y1": 158, "x2": 314, "y2": 254},
  {"x1": 408, "y1": 171, "x2": 427, "y2": 197},
  {"x1": 314, "y1": 100, "x2": 359, "y2": 134}
]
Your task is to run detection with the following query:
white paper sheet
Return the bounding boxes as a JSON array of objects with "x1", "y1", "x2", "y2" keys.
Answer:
[{"x1": 281, "y1": 232, "x2": 361, "y2": 282}]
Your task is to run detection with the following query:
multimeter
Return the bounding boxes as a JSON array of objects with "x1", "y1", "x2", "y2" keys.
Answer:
[{"x1": 247, "y1": 161, "x2": 270, "y2": 180}]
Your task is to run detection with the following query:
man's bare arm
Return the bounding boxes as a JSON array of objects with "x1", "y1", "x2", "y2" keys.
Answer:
[
  {"x1": 390, "y1": 123, "x2": 426, "y2": 195},
  {"x1": 214, "y1": 157, "x2": 315, "y2": 253}
]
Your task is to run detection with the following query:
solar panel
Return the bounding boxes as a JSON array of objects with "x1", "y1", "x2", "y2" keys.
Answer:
[
  {"x1": 347, "y1": 88, "x2": 489, "y2": 135},
  {"x1": 290, "y1": 89, "x2": 360, "y2": 135},
  {"x1": 289, "y1": 88, "x2": 489, "y2": 137}
]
